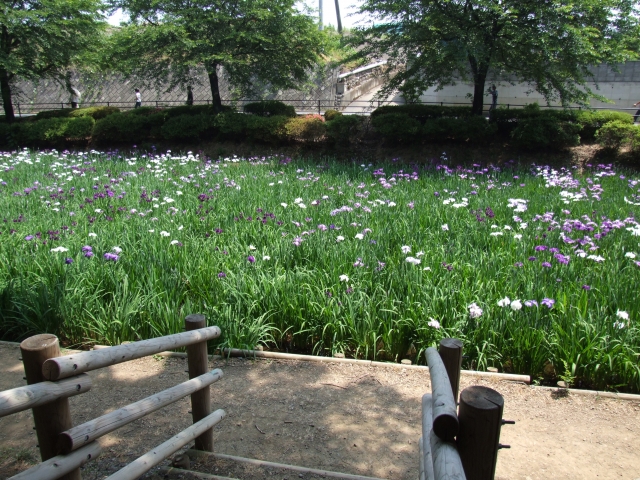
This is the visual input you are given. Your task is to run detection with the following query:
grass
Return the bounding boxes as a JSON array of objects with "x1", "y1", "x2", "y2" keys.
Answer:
[{"x1": 0, "y1": 148, "x2": 638, "y2": 392}]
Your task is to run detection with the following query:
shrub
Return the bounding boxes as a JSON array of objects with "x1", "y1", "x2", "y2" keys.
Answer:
[
  {"x1": 92, "y1": 112, "x2": 166, "y2": 144},
  {"x1": 576, "y1": 110, "x2": 633, "y2": 140},
  {"x1": 284, "y1": 116, "x2": 327, "y2": 142},
  {"x1": 161, "y1": 114, "x2": 215, "y2": 141},
  {"x1": 213, "y1": 112, "x2": 249, "y2": 141},
  {"x1": 324, "y1": 109, "x2": 343, "y2": 121},
  {"x1": 126, "y1": 106, "x2": 162, "y2": 116},
  {"x1": 35, "y1": 109, "x2": 75, "y2": 120},
  {"x1": 490, "y1": 103, "x2": 579, "y2": 138},
  {"x1": 326, "y1": 115, "x2": 363, "y2": 144},
  {"x1": 165, "y1": 104, "x2": 218, "y2": 118},
  {"x1": 244, "y1": 100, "x2": 296, "y2": 118},
  {"x1": 595, "y1": 120, "x2": 635, "y2": 150},
  {"x1": 423, "y1": 116, "x2": 497, "y2": 143},
  {"x1": 510, "y1": 114, "x2": 581, "y2": 150},
  {"x1": 64, "y1": 116, "x2": 95, "y2": 140},
  {"x1": 629, "y1": 128, "x2": 640, "y2": 156},
  {"x1": 371, "y1": 104, "x2": 473, "y2": 122},
  {"x1": 371, "y1": 113, "x2": 422, "y2": 143},
  {"x1": 245, "y1": 115, "x2": 289, "y2": 143},
  {"x1": 69, "y1": 106, "x2": 120, "y2": 120}
]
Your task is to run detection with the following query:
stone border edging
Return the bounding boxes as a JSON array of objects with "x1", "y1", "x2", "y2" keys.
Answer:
[
  {"x1": 531, "y1": 385, "x2": 640, "y2": 402},
  {"x1": 222, "y1": 348, "x2": 531, "y2": 384}
]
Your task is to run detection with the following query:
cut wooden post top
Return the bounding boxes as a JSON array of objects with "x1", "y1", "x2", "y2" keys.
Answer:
[{"x1": 460, "y1": 386, "x2": 504, "y2": 410}]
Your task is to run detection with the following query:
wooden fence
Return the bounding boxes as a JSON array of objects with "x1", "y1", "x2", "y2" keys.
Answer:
[
  {"x1": 0, "y1": 314, "x2": 225, "y2": 480},
  {"x1": 419, "y1": 339, "x2": 514, "y2": 480}
]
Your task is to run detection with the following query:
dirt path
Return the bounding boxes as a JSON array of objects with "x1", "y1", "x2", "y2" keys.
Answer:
[{"x1": 1, "y1": 342, "x2": 639, "y2": 480}]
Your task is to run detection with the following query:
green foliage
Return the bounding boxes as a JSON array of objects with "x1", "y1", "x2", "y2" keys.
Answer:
[
  {"x1": 244, "y1": 116, "x2": 289, "y2": 144},
  {"x1": 324, "y1": 109, "x2": 343, "y2": 121},
  {"x1": 511, "y1": 115, "x2": 581, "y2": 150},
  {"x1": 0, "y1": 0, "x2": 107, "y2": 121},
  {"x1": 576, "y1": 110, "x2": 634, "y2": 140},
  {"x1": 350, "y1": 0, "x2": 638, "y2": 114},
  {"x1": 36, "y1": 106, "x2": 121, "y2": 121},
  {"x1": 212, "y1": 113, "x2": 250, "y2": 141},
  {"x1": 35, "y1": 109, "x2": 76, "y2": 120},
  {"x1": 92, "y1": 112, "x2": 166, "y2": 144},
  {"x1": 371, "y1": 113, "x2": 422, "y2": 143},
  {"x1": 161, "y1": 114, "x2": 215, "y2": 141},
  {"x1": 244, "y1": 101, "x2": 296, "y2": 118},
  {"x1": 69, "y1": 106, "x2": 121, "y2": 120},
  {"x1": 284, "y1": 116, "x2": 327, "y2": 142},
  {"x1": 371, "y1": 104, "x2": 473, "y2": 121},
  {"x1": 64, "y1": 116, "x2": 95, "y2": 140},
  {"x1": 164, "y1": 105, "x2": 219, "y2": 118},
  {"x1": 595, "y1": 120, "x2": 635, "y2": 150},
  {"x1": 326, "y1": 115, "x2": 363, "y2": 144},
  {"x1": 109, "y1": 0, "x2": 326, "y2": 110},
  {"x1": 423, "y1": 116, "x2": 497, "y2": 143},
  {"x1": 490, "y1": 104, "x2": 579, "y2": 138}
]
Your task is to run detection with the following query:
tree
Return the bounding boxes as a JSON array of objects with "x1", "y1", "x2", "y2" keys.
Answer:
[
  {"x1": 350, "y1": 0, "x2": 639, "y2": 115},
  {"x1": 108, "y1": 0, "x2": 327, "y2": 112},
  {"x1": 0, "y1": 0, "x2": 106, "y2": 121}
]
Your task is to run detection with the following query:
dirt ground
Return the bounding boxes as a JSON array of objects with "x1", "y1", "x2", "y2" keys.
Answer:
[{"x1": 1, "y1": 342, "x2": 639, "y2": 480}]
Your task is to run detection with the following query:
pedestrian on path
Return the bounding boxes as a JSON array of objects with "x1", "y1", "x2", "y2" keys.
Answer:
[
  {"x1": 488, "y1": 85, "x2": 498, "y2": 111},
  {"x1": 186, "y1": 86, "x2": 193, "y2": 105},
  {"x1": 634, "y1": 100, "x2": 640, "y2": 122},
  {"x1": 134, "y1": 88, "x2": 142, "y2": 109}
]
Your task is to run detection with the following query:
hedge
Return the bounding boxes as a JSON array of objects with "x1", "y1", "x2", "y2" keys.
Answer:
[
  {"x1": 243, "y1": 100, "x2": 296, "y2": 118},
  {"x1": 326, "y1": 115, "x2": 363, "y2": 144},
  {"x1": 92, "y1": 111, "x2": 166, "y2": 144},
  {"x1": 595, "y1": 120, "x2": 636, "y2": 150},
  {"x1": 371, "y1": 104, "x2": 473, "y2": 121},
  {"x1": 0, "y1": 116, "x2": 95, "y2": 147},
  {"x1": 161, "y1": 114, "x2": 215, "y2": 141},
  {"x1": 576, "y1": 110, "x2": 634, "y2": 140},
  {"x1": 36, "y1": 106, "x2": 120, "y2": 121}
]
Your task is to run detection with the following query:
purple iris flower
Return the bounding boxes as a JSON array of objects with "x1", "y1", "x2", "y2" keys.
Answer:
[
  {"x1": 582, "y1": 285, "x2": 591, "y2": 290},
  {"x1": 218, "y1": 272, "x2": 226, "y2": 278},
  {"x1": 247, "y1": 255, "x2": 256, "y2": 263},
  {"x1": 534, "y1": 245, "x2": 548, "y2": 252},
  {"x1": 524, "y1": 300, "x2": 538, "y2": 307},
  {"x1": 25, "y1": 235, "x2": 34, "y2": 241},
  {"x1": 84, "y1": 251, "x2": 94, "y2": 258},
  {"x1": 541, "y1": 262, "x2": 552, "y2": 268},
  {"x1": 103, "y1": 252, "x2": 119, "y2": 261},
  {"x1": 541, "y1": 298, "x2": 555, "y2": 308},
  {"x1": 65, "y1": 258, "x2": 74, "y2": 264},
  {"x1": 528, "y1": 256, "x2": 537, "y2": 261},
  {"x1": 82, "y1": 245, "x2": 92, "y2": 253}
]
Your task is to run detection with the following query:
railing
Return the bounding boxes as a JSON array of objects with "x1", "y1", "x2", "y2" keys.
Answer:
[
  {"x1": 0, "y1": 314, "x2": 224, "y2": 480},
  {"x1": 9, "y1": 98, "x2": 639, "y2": 116},
  {"x1": 419, "y1": 339, "x2": 515, "y2": 480}
]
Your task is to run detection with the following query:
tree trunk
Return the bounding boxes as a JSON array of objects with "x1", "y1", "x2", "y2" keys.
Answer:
[
  {"x1": 207, "y1": 65, "x2": 223, "y2": 113},
  {"x1": 472, "y1": 78, "x2": 486, "y2": 116},
  {"x1": 0, "y1": 67, "x2": 15, "y2": 122}
]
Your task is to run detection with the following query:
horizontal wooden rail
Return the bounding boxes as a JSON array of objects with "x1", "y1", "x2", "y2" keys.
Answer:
[
  {"x1": 187, "y1": 450, "x2": 389, "y2": 480},
  {"x1": 59, "y1": 369, "x2": 223, "y2": 453},
  {"x1": 42, "y1": 326, "x2": 221, "y2": 381},
  {"x1": 9, "y1": 442, "x2": 101, "y2": 480},
  {"x1": 425, "y1": 348, "x2": 459, "y2": 441},
  {"x1": 104, "y1": 409, "x2": 226, "y2": 480},
  {"x1": 0, "y1": 374, "x2": 91, "y2": 418}
]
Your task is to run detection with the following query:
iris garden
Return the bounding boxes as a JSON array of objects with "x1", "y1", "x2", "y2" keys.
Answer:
[{"x1": 1, "y1": 149, "x2": 639, "y2": 391}]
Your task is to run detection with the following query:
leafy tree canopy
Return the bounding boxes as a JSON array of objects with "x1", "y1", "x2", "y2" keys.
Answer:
[
  {"x1": 0, "y1": 0, "x2": 107, "y2": 121},
  {"x1": 107, "y1": 0, "x2": 328, "y2": 111},
  {"x1": 349, "y1": 0, "x2": 639, "y2": 114}
]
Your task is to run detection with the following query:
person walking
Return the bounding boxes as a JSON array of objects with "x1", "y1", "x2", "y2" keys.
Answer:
[
  {"x1": 488, "y1": 85, "x2": 498, "y2": 111},
  {"x1": 186, "y1": 86, "x2": 193, "y2": 106},
  {"x1": 134, "y1": 88, "x2": 142, "y2": 109},
  {"x1": 634, "y1": 100, "x2": 640, "y2": 123},
  {"x1": 70, "y1": 86, "x2": 81, "y2": 109}
]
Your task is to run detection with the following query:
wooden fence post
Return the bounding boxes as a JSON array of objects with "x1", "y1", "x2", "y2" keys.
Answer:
[
  {"x1": 185, "y1": 314, "x2": 213, "y2": 451},
  {"x1": 438, "y1": 338, "x2": 463, "y2": 402},
  {"x1": 20, "y1": 334, "x2": 81, "y2": 480},
  {"x1": 456, "y1": 386, "x2": 504, "y2": 480}
]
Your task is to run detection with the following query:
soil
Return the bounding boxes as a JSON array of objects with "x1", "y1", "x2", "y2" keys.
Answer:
[{"x1": 1, "y1": 342, "x2": 639, "y2": 480}]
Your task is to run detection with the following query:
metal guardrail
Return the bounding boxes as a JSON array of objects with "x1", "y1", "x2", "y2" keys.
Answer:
[{"x1": 10, "y1": 98, "x2": 638, "y2": 117}]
